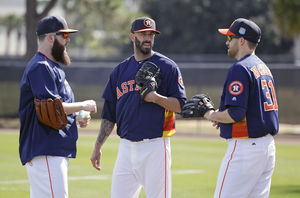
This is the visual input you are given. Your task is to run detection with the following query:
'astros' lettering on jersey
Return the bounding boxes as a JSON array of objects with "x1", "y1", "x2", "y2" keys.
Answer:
[
  {"x1": 219, "y1": 54, "x2": 279, "y2": 139},
  {"x1": 101, "y1": 52, "x2": 186, "y2": 141}
]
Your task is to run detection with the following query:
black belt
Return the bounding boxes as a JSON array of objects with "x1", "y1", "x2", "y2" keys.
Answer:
[{"x1": 126, "y1": 137, "x2": 159, "y2": 142}]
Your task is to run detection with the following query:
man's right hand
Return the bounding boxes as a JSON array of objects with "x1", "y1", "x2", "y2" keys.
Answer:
[
  {"x1": 90, "y1": 145, "x2": 102, "y2": 171},
  {"x1": 82, "y1": 100, "x2": 97, "y2": 114}
]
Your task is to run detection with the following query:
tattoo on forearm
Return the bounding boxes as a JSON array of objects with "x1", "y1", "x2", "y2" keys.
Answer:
[{"x1": 96, "y1": 119, "x2": 115, "y2": 145}]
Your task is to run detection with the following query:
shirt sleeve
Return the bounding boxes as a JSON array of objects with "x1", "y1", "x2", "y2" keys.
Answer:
[
  {"x1": 224, "y1": 64, "x2": 250, "y2": 109},
  {"x1": 228, "y1": 106, "x2": 246, "y2": 122},
  {"x1": 28, "y1": 62, "x2": 60, "y2": 99},
  {"x1": 101, "y1": 99, "x2": 116, "y2": 123},
  {"x1": 102, "y1": 68, "x2": 117, "y2": 104},
  {"x1": 164, "y1": 63, "x2": 187, "y2": 108},
  {"x1": 101, "y1": 68, "x2": 117, "y2": 122}
]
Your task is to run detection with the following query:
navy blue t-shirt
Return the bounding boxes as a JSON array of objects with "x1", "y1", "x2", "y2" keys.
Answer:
[
  {"x1": 219, "y1": 54, "x2": 279, "y2": 139},
  {"x1": 101, "y1": 52, "x2": 186, "y2": 141},
  {"x1": 19, "y1": 52, "x2": 78, "y2": 165}
]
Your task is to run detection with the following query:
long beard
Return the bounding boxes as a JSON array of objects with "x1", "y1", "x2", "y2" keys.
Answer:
[
  {"x1": 135, "y1": 36, "x2": 153, "y2": 55},
  {"x1": 51, "y1": 39, "x2": 71, "y2": 66}
]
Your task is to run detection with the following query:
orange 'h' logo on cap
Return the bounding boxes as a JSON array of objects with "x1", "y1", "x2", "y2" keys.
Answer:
[{"x1": 144, "y1": 19, "x2": 152, "y2": 27}]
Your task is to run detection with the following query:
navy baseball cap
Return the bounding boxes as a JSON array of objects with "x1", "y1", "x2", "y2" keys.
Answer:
[
  {"x1": 131, "y1": 17, "x2": 160, "y2": 34},
  {"x1": 218, "y1": 18, "x2": 261, "y2": 43},
  {"x1": 36, "y1": 16, "x2": 78, "y2": 36}
]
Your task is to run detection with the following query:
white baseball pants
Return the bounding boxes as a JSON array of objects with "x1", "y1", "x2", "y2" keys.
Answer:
[
  {"x1": 214, "y1": 134, "x2": 276, "y2": 198},
  {"x1": 111, "y1": 137, "x2": 172, "y2": 198},
  {"x1": 26, "y1": 155, "x2": 69, "y2": 198}
]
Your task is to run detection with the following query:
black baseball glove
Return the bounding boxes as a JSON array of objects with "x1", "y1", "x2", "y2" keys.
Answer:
[
  {"x1": 135, "y1": 61, "x2": 161, "y2": 102},
  {"x1": 181, "y1": 94, "x2": 215, "y2": 118}
]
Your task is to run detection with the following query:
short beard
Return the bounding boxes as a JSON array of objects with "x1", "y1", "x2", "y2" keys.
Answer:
[
  {"x1": 227, "y1": 45, "x2": 238, "y2": 59},
  {"x1": 51, "y1": 38, "x2": 71, "y2": 66},
  {"x1": 134, "y1": 36, "x2": 153, "y2": 55},
  {"x1": 228, "y1": 49, "x2": 237, "y2": 59}
]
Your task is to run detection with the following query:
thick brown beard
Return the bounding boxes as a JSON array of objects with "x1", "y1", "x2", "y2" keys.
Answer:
[
  {"x1": 51, "y1": 38, "x2": 71, "y2": 66},
  {"x1": 134, "y1": 36, "x2": 153, "y2": 55}
]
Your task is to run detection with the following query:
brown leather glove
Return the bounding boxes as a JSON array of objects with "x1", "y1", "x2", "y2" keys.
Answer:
[{"x1": 34, "y1": 98, "x2": 68, "y2": 130}]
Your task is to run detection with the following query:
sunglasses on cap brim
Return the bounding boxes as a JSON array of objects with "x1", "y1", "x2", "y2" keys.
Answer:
[
  {"x1": 227, "y1": 35, "x2": 240, "y2": 41},
  {"x1": 55, "y1": 32, "x2": 69, "y2": 39}
]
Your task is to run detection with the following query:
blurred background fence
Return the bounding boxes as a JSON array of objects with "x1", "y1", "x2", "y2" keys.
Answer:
[
  {"x1": 1, "y1": 56, "x2": 299, "y2": 124},
  {"x1": 1, "y1": 0, "x2": 300, "y2": 125}
]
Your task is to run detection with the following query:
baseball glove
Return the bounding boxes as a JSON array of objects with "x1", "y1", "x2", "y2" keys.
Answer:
[
  {"x1": 135, "y1": 61, "x2": 161, "y2": 101},
  {"x1": 181, "y1": 94, "x2": 215, "y2": 118},
  {"x1": 34, "y1": 98, "x2": 68, "y2": 130}
]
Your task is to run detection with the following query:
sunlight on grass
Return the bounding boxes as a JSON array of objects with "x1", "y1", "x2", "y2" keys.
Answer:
[{"x1": 0, "y1": 131, "x2": 299, "y2": 198}]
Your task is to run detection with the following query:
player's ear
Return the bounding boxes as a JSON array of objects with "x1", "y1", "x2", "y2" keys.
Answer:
[
  {"x1": 130, "y1": 33, "x2": 135, "y2": 42},
  {"x1": 240, "y1": 37, "x2": 246, "y2": 46},
  {"x1": 46, "y1": 33, "x2": 55, "y2": 44}
]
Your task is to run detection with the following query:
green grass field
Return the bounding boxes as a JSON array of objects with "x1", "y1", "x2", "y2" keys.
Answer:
[{"x1": 0, "y1": 130, "x2": 300, "y2": 198}]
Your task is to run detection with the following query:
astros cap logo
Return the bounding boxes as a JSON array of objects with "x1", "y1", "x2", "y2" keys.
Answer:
[
  {"x1": 131, "y1": 17, "x2": 160, "y2": 34},
  {"x1": 144, "y1": 19, "x2": 153, "y2": 28}
]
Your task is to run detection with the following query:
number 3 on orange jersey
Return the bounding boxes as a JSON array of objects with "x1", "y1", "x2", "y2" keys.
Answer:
[{"x1": 261, "y1": 80, "x2": 278, "y2": 111}]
